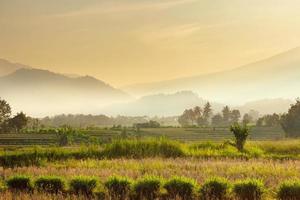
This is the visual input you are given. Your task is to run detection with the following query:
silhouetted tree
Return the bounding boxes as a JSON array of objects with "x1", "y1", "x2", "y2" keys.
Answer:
[
  {"x1": 222, "y1": 106, "x2": 231, "y2": 125},
  {"x1": 281, "y1": 100, "x2": 300, "y2": 137},
  {"x1": 203, "y1": 102, "x2": 212, "y2": 125},
  {"x1": 242, "y1": 113, "x2": 253, "y2": 125},
  {"x1": 211, "y1": 114, "x2": 223, "y2": 126},
  {"x1": 256, "y1": 113, "x2": 281, "y2": 127},
  {"x1": 230, "y1": 109, "x2": 241, "y2": 123},
  {"x1": 0, "y1": 98, "x2": 11, "y2": 126},
  {"x1": 8, "y1": 112, "x2": 28, "y2": 133}
]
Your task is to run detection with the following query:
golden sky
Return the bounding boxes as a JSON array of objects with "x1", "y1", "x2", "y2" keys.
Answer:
[{"x1": 1, "y1": 0, "x2": 300, "y2": 86}]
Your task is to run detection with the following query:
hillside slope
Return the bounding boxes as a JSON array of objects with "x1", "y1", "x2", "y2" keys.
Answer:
[
  {"x1": 123, "y1": 47, "x2": 300, "y2": 103},
  {"x1": 0, "y1": 68, "x2": 131, "y2": 116}
]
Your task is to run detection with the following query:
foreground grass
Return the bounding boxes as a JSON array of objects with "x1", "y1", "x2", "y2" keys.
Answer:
[
  {"x1": 1, "y1": 158, "x2": 300, "y2": 199},
  {"x1": 0, "y1": 139, "x2": 300, "y2": 168}
]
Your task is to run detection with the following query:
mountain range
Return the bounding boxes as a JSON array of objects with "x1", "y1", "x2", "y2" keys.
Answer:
[
  {"x1": 1, "y1": 46, "x2": 299, "y2": 117},
  {"x1": 123, "y1": 47, "x2": 300, "y2": 104},
  {"x1": 0, "y1": 60, "x2": 131, "y2": 116}
]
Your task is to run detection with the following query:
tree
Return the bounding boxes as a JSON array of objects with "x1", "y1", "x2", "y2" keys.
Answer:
[
  {"x1": 0, "y1": 98, "x2": 11, "y2": 125},
  {"x1": 203, "y1": 102, "x2": 212, "y2": 125},
  {"x1": 211, "y1": 114, "x2": 223, "y2": 126},
  {"x1": 230, "y1": 109, "x2": 241, "y2": 123},
  {"x1": 242, "y1": 113, "x2": 253, "y2": 125},
  {"x1": 178, "y1": 110, "x2": 190, "y2": 127},
  {"x1": 281, "y1": 100, "x2": 300, "y2": 137},
  {"x1": 230, "y1": 123, "x2": 249, "y2": 152},
  {"x1": 8, "y1": 112, "x2": 28, "y2": 133},
  {"x1": 222, "y1": 106, "x2": 231, "y2": 125}
]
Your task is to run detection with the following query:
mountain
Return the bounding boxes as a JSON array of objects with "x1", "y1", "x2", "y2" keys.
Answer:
[
  {"x1": 237, "y1": 98, "x2": 293, "y2": 115},
  {"x1": 0, "y1": 59, "x2": 30, "y2": 76},
  {"x1": 100, "y1": 91, "x2": 224, "y2": 116},
  {"x1": 123, "y1": 47, "x2": 300, "y2": 104},
  {"x1": 0, "y1": 68, "x2": 131, "y2": 117}
]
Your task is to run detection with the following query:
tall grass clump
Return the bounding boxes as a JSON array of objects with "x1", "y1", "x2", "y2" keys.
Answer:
[
  {"x1": 133, "y1": 176, "x2": 162, "y2": 200},
  {"x1": 199, "y1": 177, "x2": 230, "y2": 200},
  {"x1": 233, "y1": 179, "x2": 264, "y2": 200},
  {"x1": 164, "y1": 177, "x2": 197, "y2": 200},
  {"x1": 6, "y1": 175, "x2": 33, "y2": 192},
  {"x1": 277, "y1": 180, "x2": 300, "y2": 200},
  {"x1": 0, "y1": 150, "x2": 42, "y2": 168},
  {"x1": 104, "y1": 176, "x2": 132, "y2": 200},
  {"x1": 102, "y1": 138, "x2": 185, "y2": 158},
  {"x1": 34, "y1": 176, "x2": 65, "y2": 194},
  {"x1": 69, "y1": 176, "x2": 97, "y2": 196}
]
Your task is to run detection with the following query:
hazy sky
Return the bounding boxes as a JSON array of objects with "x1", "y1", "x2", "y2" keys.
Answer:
[{"x1": 1, "y1": 0, "x2": 300, "y2": 86}]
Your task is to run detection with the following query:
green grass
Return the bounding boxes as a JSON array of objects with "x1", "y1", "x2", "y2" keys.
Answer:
[
  {"x1": 0, "y1": 139, "x2": 300, "y2": 168},
  {"x1": 0, "y1": 126, "x2": 285, "y2": 146}
]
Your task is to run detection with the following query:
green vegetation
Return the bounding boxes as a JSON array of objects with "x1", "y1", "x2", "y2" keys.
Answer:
[
  {"x1": 34, "y1": 176, "x2": 65, "y2": 194},
  {"x1": 164, "y1": 177, "x2": 197, "y2": 200},
  {"x1": 102, "y1": 139, "x2": 185, "y2": 158},
  {"x1": 133, "y1": 176, "x2": 162, "y2": 200},
  {"x1": 277, "y1": 180, "x2": 300, "y2": 200},
  {"x1": 104, "y1": 176, "x2": 132, "y2": 200},
  {"x1": 230, "y1": 124, "x2": 250, "y2": 151},
  {"x1": 233, "y1": 179, "x2": 265, "y2": 200},
  {"x1": 6, "y1": 175, "x2": 33, "y2": 192},
  {"x1": 69, "y1": 176, "x2": 97, "y2": 196},
  {"x1": 199, "y1": 177, "x2": 230, "y2": 200}
]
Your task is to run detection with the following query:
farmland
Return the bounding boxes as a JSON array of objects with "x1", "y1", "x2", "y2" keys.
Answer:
[
  {"x1": 0, "y1": 126, "x2": 285, "y2": 146},
  {"x1": 0, "y1": 137, "x2": 299, "y2": 199}
]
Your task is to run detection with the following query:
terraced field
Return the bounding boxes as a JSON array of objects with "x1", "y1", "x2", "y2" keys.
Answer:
[{"x1": 0, "y1": 126, "x2": 285, "y2": 146}]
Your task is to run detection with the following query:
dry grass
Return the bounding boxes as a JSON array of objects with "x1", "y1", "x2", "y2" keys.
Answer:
[{"x1": 1, "y1": 158, "x2": 299, "y2": 199}]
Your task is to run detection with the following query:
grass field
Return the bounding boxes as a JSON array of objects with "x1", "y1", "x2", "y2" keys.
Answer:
[
  {"x1": 0, "y1": 128, "x2": 298, "y2": 199},
  {"x1": 0, "y1": 126, "x2": 285, "y2": 146}
]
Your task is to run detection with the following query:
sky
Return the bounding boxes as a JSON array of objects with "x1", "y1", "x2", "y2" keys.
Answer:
[{"x1": 1, "y1": 0, "x2": 300, "y2": 87}]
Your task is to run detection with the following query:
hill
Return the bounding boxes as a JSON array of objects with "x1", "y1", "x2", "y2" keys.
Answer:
[
  {"x1": 0, "y1": 68, "x2": 131, "y2": 117},
  {"x1": 123, "y1": 47, "x2": 300, "y2": 104},
  {"x1": 101, "y1": 91, "x2": 224, "y2": 116},
  {"x1": 0, "y1": 59, "x2": 29, "y2": 76}
]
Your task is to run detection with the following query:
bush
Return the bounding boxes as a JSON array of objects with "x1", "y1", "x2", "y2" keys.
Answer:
[
  {"x1": 164, "y1": 177, "x2": 197, "y2": 200},
  {"x1": 233, "y1": 179, "x2": 264, "y2": 200},
  {"x1": 6, "y1": 175, "x2": 33, "y2": 192},
  {"x1": 230, "y1": 124, "x2": 249, "y2": 152},
  {"x1": 103, "y1": 139, "x2": 185, "y2": 158},
  {"x1": 199, "y1": 177, "x2": 230, "y2": 200},
  {"x1": 34, "y1": 176, "x2": 65, "y2": 194},
  {"x1": 69, "y1": 177, "x2": 97, "y2": 196},
  {"x1": 277, "y1": 180, "x2": 300, "y2": 200},
  {"x1": 104, "y1": 176, "x2": 132, "y2": 200},
  {"x1": 133, "y1": 176, "x2": 162, "y2": 200}
]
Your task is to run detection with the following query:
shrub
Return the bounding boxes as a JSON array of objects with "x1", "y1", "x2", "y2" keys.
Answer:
[
  {"x1": 6, "y1": 175, "x2": 33, "y2": 192},
  {"x1": 199, "y1": 177, "x2": 230, "y2": 200},
  {"x1": 233, "y1": 179, "x2": 264, "y2": 200},
  {"x1": 102, "y1": 138, "x2": 185, "y2": 158},
  {"x1": 277, "y1": 180, "x2": 300, "y2": 200},
  {"x1": 104, "y1": 176, "x2": 132, "y2": 200},
  {"x1": 69, "y1": 176, "x2": 97, "y2": 196},
  {"x1": 133, "y1": 176, "x2": 162, "y2": 200},
  {"x1": 164, "y1": 177, "x2": 197, "y2": 200},
  {"x1": 34, "y1": 176, "x2": 65, "y2": 194},
  {"x1": 230, "y1": 124, "x2": 249, "y2": 152}
]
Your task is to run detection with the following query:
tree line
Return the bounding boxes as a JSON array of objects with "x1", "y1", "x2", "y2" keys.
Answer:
[
  {"x1": 178, "y1": 103, "x2": 258, "y2": 127},
  {"x1": 0, "y1": 98, "x2": 28, "y2": 133}
]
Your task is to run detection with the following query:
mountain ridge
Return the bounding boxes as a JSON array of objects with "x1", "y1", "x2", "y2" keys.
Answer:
[{"x1": 122, "y1": 47, "x2": 300, "y2": 103}]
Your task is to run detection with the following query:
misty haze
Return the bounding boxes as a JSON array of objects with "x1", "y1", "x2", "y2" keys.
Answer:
[{"x1": 0, "y1": 1, "x2": 300, "y2": 200}]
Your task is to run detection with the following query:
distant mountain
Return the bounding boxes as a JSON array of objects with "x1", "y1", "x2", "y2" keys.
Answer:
[
  {"x1": 0, "y1": 59, "x2": 30, "y2": 76},
  {"x1": 0, "y1": 67, "x2": 131, "y2": 117},
  {"x1": 101, "y1": 91, "x2": 224, "y2": 116},
  {"x1": 237, "y1": 98, "x2": 293, "y2": 115},
  {"x1": 123, "y1": 47, "x2": 300, "y2": 104}
]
